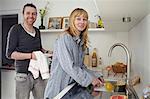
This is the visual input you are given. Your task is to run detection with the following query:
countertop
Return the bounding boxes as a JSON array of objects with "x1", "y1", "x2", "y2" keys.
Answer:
[{"x1": 57, "y1": 83, "x2": 128, "y2": 99}]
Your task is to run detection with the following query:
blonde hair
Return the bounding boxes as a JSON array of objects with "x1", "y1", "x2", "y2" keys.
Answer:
[{"x1": 66, "y1": 8, "x2": 89, "y2": 51}]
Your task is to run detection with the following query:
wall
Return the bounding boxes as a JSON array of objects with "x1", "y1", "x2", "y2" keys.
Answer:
[
  {"x1": 129, "y1": 14, "x2": 150, "y2": 97},
  {"x1": 41, "y1": 31, "x2": 128, "y2": 66},
  {"x1": 0, "y1": 0, "x2": 100, "y2": 28},
  {"x1": 0, "y1": 0, "x2": 128, "y2": 63},
  {"x1": 0, "y1": 0, "x2": 129, "y2": 99},
  {"x1": 0, "y1": 0, "x2": 129, "y2": 66}
]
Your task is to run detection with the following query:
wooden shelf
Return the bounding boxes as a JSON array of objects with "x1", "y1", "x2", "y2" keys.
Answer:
[
  {"x1": 88, "y1": 28, "x2": 105, "y2": 32},
  {"x1": 40, "y1": 28, "x2": 105, "y2": 33},
  {"x1": 40, "y1": 29, "x2": 64, "y2": 33}
]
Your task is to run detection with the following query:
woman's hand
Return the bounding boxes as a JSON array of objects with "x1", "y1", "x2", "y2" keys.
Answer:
[
  {"x1": 98, "y1": 77, "x2": 105, "y2": 85},
  {"x1": 92, "y1": 78, "x2": 104, "y2": 87}
]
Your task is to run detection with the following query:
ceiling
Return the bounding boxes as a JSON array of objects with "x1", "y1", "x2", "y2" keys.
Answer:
[{"x1": 95, "y1": 0, "x2": 150, "y2": 32}]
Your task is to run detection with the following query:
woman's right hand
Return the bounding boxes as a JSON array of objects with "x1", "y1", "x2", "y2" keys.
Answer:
[{"x1": 92, "y1": 78, "x2": 104, "y2": 87}]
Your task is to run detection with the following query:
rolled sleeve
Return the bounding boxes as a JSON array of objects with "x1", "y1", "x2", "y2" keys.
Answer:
[{"x1": 56, "y1": 34, "x2": 94, "y2": 87}]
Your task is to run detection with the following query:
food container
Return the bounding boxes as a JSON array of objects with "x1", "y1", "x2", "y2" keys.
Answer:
[
  {"x1": 116, "y1": 80, "x2": 126, "y2": 92},
  {"x1": 110, "y1": 95, "x2": 127, "y2": 99}
]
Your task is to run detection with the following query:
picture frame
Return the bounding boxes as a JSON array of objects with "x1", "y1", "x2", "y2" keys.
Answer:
[
  {"x1": 48, "y1": 17, "x2": 62, "y2": 29},
  {"x1": 89, "y1": 21, "x2": 97, "y2": 28},
  {"x1": 62, "y1": 17, "x2": 69, "y2": 29}
]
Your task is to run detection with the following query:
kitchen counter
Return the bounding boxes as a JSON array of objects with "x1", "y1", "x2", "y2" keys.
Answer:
[
  {"x1": 54, "y1": 74, "x2": 139, "y2": 99},
  {"x1": 53, "y1": 83, "x2": 138, "y2": 99}
]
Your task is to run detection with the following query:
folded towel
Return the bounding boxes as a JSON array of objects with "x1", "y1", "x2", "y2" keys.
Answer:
[{"x1": 28, "y1": 51, "x2": 50, "y2": 79}]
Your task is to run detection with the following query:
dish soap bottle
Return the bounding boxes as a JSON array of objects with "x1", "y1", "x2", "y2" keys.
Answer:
[
  {"x1": 97, "y1": 16, "x2": 104, "y2": 28},
  {"x1": 92, "y1": 48, "x2": 97, "y2": 67}
]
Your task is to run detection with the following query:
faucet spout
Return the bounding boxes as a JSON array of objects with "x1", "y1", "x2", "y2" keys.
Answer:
[{"x1": 108, "y1": 43, "x2": 131, "y2": 85}]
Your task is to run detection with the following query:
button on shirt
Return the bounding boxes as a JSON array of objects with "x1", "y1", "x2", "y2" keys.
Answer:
[{"x1": 44, "y1": 33, "x2": 102, "y2": 99}]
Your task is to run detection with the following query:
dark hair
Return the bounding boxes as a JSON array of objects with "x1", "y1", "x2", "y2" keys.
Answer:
[{"x1": 22, "y1": 3, "x2": 37, "y2": 14}]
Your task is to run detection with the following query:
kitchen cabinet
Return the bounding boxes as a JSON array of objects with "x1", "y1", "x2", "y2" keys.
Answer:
[{"x1": 40, "y1": 28, "x2": 105, "y2": 33}]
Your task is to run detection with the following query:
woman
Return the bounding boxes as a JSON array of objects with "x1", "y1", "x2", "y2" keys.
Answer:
[{"x1": 44, "y1": 8, "x2": 104, "y2": 99}]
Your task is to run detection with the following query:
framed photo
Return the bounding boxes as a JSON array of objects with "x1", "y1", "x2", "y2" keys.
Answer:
[
  {"x1": 62, "y1": 17, "x2": 69, "y2": 29},
  {"x1": 89, "y1": 21, "x2": 97, "y2": 28},
  {"x1": 48, "y1": 17, "x2": 62, "y2": 29}
]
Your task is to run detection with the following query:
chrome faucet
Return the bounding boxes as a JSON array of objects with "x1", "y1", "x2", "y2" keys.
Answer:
[
  {"x1": 108, "y1": 43, "x2": 140, "y2": 99},
  {"x1": 108, "y1": 43, "x2": 131, "y2": 85}
]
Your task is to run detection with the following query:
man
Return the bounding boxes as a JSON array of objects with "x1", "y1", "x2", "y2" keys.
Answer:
[{"x1": 6, "y1": 3, "x2": 48, "y2": 99}]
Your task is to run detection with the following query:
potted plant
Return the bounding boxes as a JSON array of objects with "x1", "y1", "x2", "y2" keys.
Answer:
[{"x1": 39, "y1": 2, "x2": 49, "y2": 29}]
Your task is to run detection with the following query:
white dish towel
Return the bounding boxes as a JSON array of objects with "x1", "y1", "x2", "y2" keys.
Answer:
[{"x1": 28, "y1": 51, "x2": 50, "y2": 79}]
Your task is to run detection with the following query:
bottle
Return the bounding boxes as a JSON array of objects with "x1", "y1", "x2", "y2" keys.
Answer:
[
  {"x1": 97, "y1": 16, "x2": 104, "y2": 28},
  {"x1": 99, "y1": 57, "x2": 102, "y2": 65},
  {"x1": 84, "y1": 48, "x2": 90, "y2": 67},
  {"x1": 92, "y1": 48, "x2": 97, "y2": 67}
]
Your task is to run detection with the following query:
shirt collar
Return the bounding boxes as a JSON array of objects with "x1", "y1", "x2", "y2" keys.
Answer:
[{"x1": 73, "y1": 36, "x2": 84, "y2": 46}]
